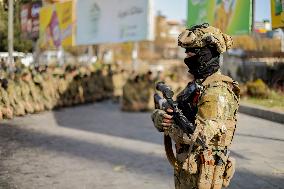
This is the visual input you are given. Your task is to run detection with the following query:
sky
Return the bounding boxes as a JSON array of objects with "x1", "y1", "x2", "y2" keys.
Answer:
[{"x1": 154, "y1": 0, "x2": 271, "y2": 23}]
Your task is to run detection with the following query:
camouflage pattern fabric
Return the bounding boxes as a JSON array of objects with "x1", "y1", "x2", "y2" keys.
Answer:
[
  {"x1": 0, "y1": 86, "x2": 14, "y2": 119},
  {"x1": 121, "y1": 73, "x2": 155, "y2": 112},
  {"x1": 178, "y1": 23, "x2": 233, "y2": 54},
  {"x1": 152, "y1": 72, "x2": 240, "y2": 189},
  {"x1": 0, "y1": 62, "x2": 116, "y2": 120}
]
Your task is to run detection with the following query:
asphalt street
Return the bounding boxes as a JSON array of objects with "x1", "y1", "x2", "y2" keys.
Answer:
[{"x1": 0, "y1": 102, "x2": 283, "y2": 189}]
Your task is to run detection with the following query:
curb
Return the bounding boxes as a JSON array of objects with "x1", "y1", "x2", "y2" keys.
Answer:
[{"x1": 239, "y1": 103, "x2": 284, "y2": 124}]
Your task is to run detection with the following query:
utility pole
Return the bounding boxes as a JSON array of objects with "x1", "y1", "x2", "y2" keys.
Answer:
[
  {"x1": 8, "y1": 0, "x2": 14, "y2": 65},
  {"x1": 251, "y1": 0, "x2": 255, "y2": 32},
  {"x1": 132, "y1": 42, "x2": 139, "y2": 71}
]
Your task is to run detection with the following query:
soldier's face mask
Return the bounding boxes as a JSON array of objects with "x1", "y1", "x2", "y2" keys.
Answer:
[{"x1": 184, "y1": 46, "x2": 220, "y2": 79}]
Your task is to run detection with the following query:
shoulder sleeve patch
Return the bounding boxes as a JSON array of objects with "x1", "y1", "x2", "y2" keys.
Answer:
[{"x1": 198, "y1": 95, "x2": 218, "y2": 119}]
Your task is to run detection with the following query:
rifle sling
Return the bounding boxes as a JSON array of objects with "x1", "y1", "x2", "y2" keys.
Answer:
[{"x1": 164, "y1": 134, "x2": 179, "y2": 169}]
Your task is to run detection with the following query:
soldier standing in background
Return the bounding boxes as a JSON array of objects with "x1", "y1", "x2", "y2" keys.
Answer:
[
  {"x1": 151, "y1": 24, "x2": 240, "y2": 189},
  {"x1": 7, "y1": 72, "x2": 25, "y2": 116},
  {"x1": 0, "y1": 77, "x2": 14, "y2": 119}
]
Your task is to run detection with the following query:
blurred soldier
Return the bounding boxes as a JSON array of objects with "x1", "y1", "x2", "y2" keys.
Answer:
[
  {"x1": 75, "y1": 66, "x2": 86, "y2": 104},
  {"x1": 139, "y1": 71, "x2": 155, "y2": 110},
  {"x1": 146, "y1": 71, "x2": 157, "y2": 110},
  {"x1": 92, "y1": 70, "x2": 105, "y2": 101},
  {"x1": 25, "y1": 69, "x2": 44, "y2": 112},
  {"x1": 112, "y1": 67, "x2": 124, "y2": 102},
  {"x1": 151, "y1": 23, "x2": 240, "y2": 189},
  {"x1": 20, "y1": 70, "x2": 35, "y2": 114},
  {"x1": 83, "y1": 65, "x2": 96, "y2": 102},
  {"x1": 57, "y1": 70, "x2": 68, "y2": 107},
  {"x1": 0, "y1": 78, "x2": 14, "y2": 119},
  {"x1": 7, "y1": 72, "x2": 25, "y2": 116},
  {"x1": 102, "y1": 65, "x2": 114, "y2": 99},
  {"x1": 63, "y1": 65, "x2": 76, "y2": 106},
  {"x1": 33, "y1": 70, "x2": 54, "y2": 110},
  {"x1": 121, "y1": 75, "x2": 143, "y2": 111}
]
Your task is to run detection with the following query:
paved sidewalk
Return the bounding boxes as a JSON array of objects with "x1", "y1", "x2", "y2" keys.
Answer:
[{"x1": 240, "y1": 102, "x2": 284, "y2": 124}]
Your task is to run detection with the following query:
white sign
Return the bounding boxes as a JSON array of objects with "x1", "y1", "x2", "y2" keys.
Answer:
[{"x1": 76, "y1": 0, "x2": 154, "y2": 45}]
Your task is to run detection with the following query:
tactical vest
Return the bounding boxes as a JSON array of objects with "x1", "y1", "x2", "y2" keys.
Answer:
[
  {"x1": 164, "y1": 73, "x2": 240, "y2": 167},
  {"x1": 200, "y1": 73, "x2": 240, "y2": 148}
]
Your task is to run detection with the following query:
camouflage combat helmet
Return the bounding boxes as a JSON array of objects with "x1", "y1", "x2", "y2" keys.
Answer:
[{"x1": 178, "y1": 23, "x2": 233, "y2": 53}]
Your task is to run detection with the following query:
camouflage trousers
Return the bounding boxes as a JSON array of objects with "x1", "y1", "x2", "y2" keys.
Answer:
[
  {"x1": 174, "y1": 151, "x2": 230, "y2": 189},
  {"x1": 174, "y1": 164, "x2": 225, "y2": 189}
]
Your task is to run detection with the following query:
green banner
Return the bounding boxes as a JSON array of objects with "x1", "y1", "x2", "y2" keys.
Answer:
[{"x1": 187, "y1": 0, "x2": 252, "y2": 35}]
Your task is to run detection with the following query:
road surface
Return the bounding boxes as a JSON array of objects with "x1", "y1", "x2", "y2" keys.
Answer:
[{"x1": 0, "y1": 102, "x2": 283, "y2": 189}]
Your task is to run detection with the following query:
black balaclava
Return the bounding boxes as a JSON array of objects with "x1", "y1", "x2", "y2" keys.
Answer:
[{"x1": 184, "y1": 46, "x2": 220, "y2": 79}]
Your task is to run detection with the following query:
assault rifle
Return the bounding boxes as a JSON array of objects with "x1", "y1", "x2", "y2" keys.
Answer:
[{"x1": 154, "y1": 82, "x2": 206, "y2": 149}]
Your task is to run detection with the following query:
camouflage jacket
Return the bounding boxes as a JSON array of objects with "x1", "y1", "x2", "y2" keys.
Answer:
[{"x1": 156, "y1": 71, "x2": 240, "y2": 152}]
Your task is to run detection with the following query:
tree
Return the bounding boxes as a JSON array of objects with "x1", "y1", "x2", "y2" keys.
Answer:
[{"x1": 0, "y1": 0, "x2": 33, "y2": 52}]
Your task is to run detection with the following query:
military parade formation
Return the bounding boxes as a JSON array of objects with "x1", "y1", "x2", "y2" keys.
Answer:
[
  {"x1": 0, "y1": 60, "x2": 124, "y2": 120},
  {"x1": 0, "y1": 59, "x2": 169, "y2": 121}
]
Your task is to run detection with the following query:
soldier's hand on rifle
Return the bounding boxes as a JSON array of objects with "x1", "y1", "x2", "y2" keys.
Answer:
[
  {"x1": 162, "y1": 108, "x2": 174, "y2": 130},
  {"x1": 151, "y1": 108, "x2": 173, "y2": 132},
  {"x1": 151, "y1": 108, "x2": 175, "y2": 132}
]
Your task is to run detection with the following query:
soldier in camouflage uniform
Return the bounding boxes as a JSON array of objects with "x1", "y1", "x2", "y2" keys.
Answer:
[
  {"x1": 7, "y1": 72, "x2": 25, "y2": 116},
  {"x1": 112, "y1": 67, "x2": 124, "y2": 102},
  {"x1": 0, "y1": 78, "x2": 14, "y2": 119},
  {"x1": 33, "y1": 70, "x2": 54, "y2": 110},
  {"x1": 92, "y1": 69, "x2": 105, "y2": 101},
  {"x1": 102, "y1": 65, "x2": 114, "y2": 99},
  {"x1": 62, "y1": 65, "x2": 76, "y2": 106},
  {"x1": 20, "y1": 70, "x2": 35, "y2": 114},
  {"x1": 0, "y1": 61, "x2": 122, "y2": 120},
  {"x1": 121, "y1": 75, "x2": 142, "y2": 111},
  {"x1": 152, "y1": 24, "x2": 240, "y2": 189},
  {"x1": 139, "y1": 71, "x2": 155, "y2": 110},
  {"x1": 57, "y1": 69, "x2": 69, "y2": 107}
]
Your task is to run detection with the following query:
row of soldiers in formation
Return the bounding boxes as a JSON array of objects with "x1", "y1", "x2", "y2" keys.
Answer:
[
  {"x1": 0, "y1": 61, "x2": 187, "y2": 120},
  {"x1": 0, "y1": 62, "x2": 116, "y2": 120}
]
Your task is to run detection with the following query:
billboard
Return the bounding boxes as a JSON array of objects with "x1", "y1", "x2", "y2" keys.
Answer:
[
  {"x1": 39, "y1": 1, "x2": 74, "y2": 48},
  {"x1": 187, "y1": 0, "x2": 252, "y2": 35},
  {"x1": 271, "y1": 0, "x2": 284, "y2": 29},
  {"x1": 20, "y1": 1, "x2": 42, "y2": 39},
  {"x1": 76, "y1": 0, "x2": 154, "y2": 45}
]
